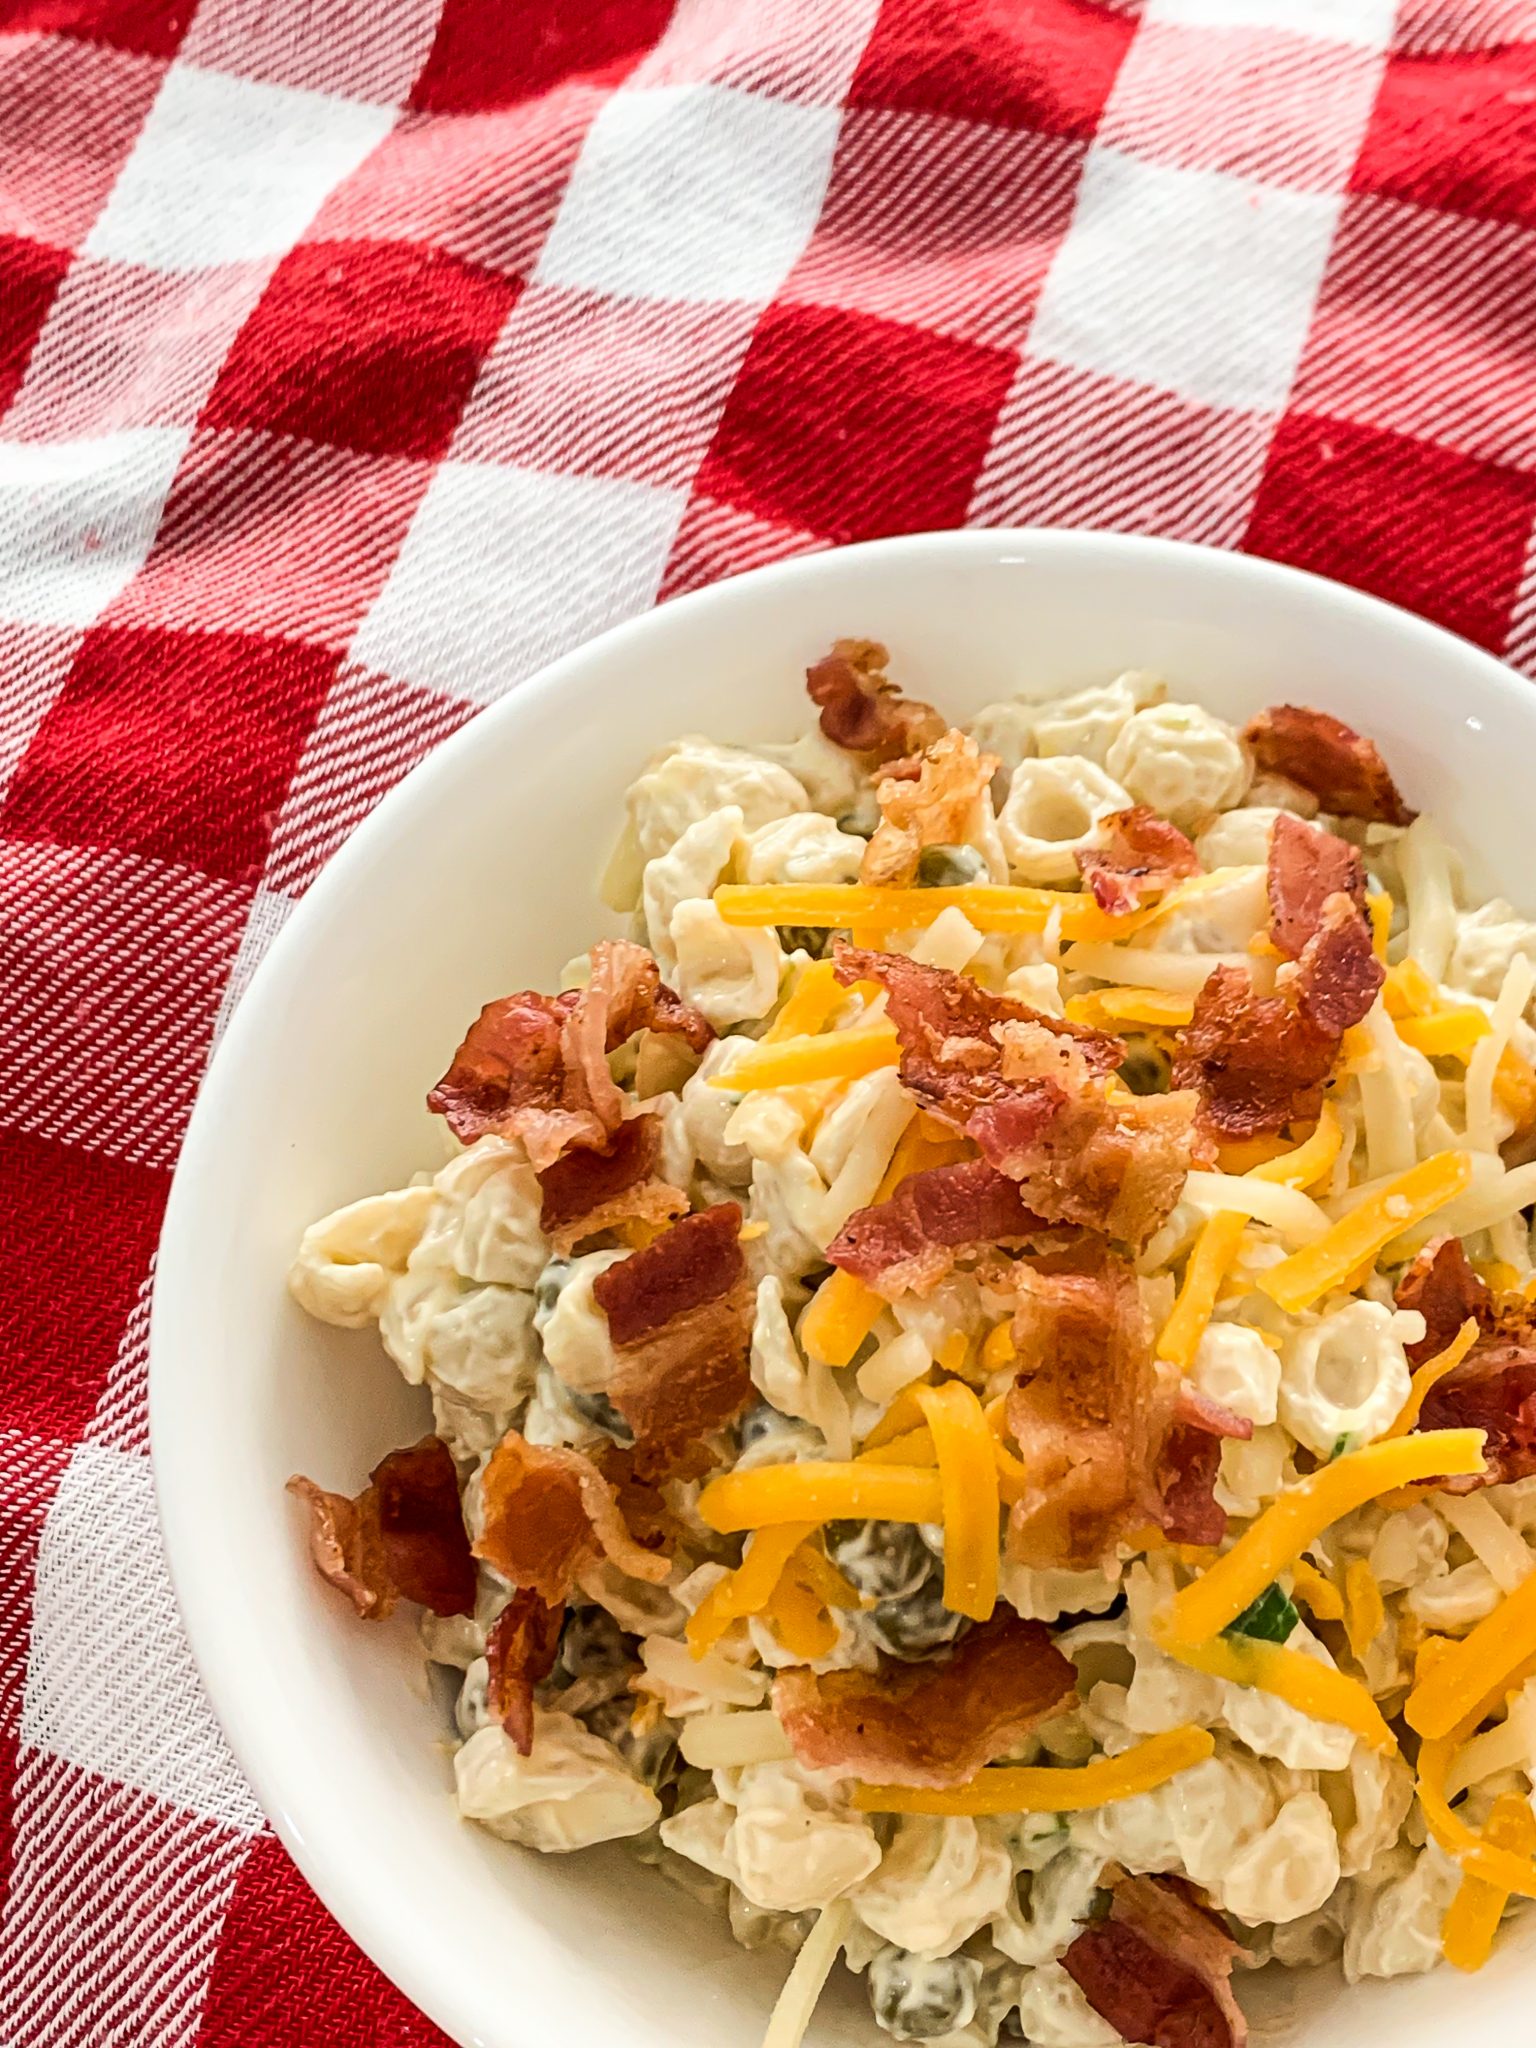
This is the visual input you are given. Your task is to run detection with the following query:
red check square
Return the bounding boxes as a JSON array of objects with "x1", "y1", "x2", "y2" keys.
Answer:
[
  {"x1": 410, "y1": 0, "x2": 670, "y2": 113},
  {"x1": 784, "y1": 106, "x2": 1083, "y2": 349},
  {"x1": 849, "y1": 0, "x2": 1136, "y2": 140},
  {"x1": 200, "y1": 1834, "x2": 457, "y2": 2048},
  {"x1": 1354, "y1": 38, "x2": 1536, "y2": 230},
  {"x1": 8, "y1": 0, "x2": 189, "y2": 61},
  {"x1": 0, "y1": 1130, "x2": 166, "y2": 1440},
  {"x1": 1247, "y1": 411, "x2": 1536, "y2": 652},
  {"x1": 0, "y1": 235, "x2": 69, "y2": 416},
  {"x1": 2, "y1": 623, "x2": 339, "y2": 882},
  {"x1": 204, "y1": 240, "x2": 520, "y2": 464},
  {"x1": 0, "y1": 34, "x2": 166, "y2": 252},
  {"x1": 697, "y1": 302, "x2": 1015, "y2": 543}
]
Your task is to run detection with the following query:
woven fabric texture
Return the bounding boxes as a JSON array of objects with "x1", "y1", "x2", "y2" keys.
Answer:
[{"x1": 3, "y1": 0, "x2": 1536, "y2": 2040}]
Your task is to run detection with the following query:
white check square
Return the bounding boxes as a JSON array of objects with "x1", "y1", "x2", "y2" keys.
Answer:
[
  {"x1": 1027, "y1": 146, "x2": 1340, "y2": 415},
  {"x1": 351, "y1": 460, "x2": 686, "y2": 704},
  {"x1": 84, "y1": 63, "x2": 393, "y2": 272},
  {"x1": 1148, "y1": 0, "x2": 1395, "y2": 43},
  {"x1": 0, "y1": 428, "x2": 188, "y2": 629},
  {"x1": 22, "y1": 1442, "x2": 265, "y2": 1831},
  {"x1": 535, "y1": 82, "x2": 842, "y2": 305}
]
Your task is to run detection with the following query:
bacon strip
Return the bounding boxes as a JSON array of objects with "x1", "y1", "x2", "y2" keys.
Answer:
[
  {"x1": 474, "y1": 1431, "x2": 669, "y2": 1602},
  {"x1": 1077, "y1": 806, "x2": 1200, "y2": 917},
  {"x1": 1420, "y1": 1343, "x2": 1536, "y2": 1491},
  {"x1": 1266, "y1": 812, "x2": 1366, "y2": 960},
  {"x1": 536, "y1": 1112, "x2": 686, "y2": 1253},
  {"x1": 772, "y1": 1614, "x2": 1077, "y2": 1788},
  {"x1": 287, "y1": 1436, "x2": 475, "y2": 1621},
  {"x1": 1172, "y1": 964, "x2": 1337, "y2": 1140},
  {"x1": 806, "y1": 638, "x2": 948, "y2": 764},
  {"x1": 1294, "y1": 890, "x2": 1383, "y2": 1035},
  {"x1": 486, "y1": 1588, "x2": 565, "y2": 1756},
  {"x1": 592, "y1": 1203, "x2": 754, "y2": 1479},
  {"x1": 827, "y1": 1158, "x2": 1053, "y2": 1299},
  {"x1": 1244, "y1": 704, "x2": 1415, "y2": 827},
  {"x1": 427, "y1": 940, "x2": 711, "y2": 1169},
  {"x1": 1004, "y1": 1253, "x2": 1225, "y2": 1567},
  {"x1": 1064, "y1": 1873, "x2": 1247, "y2": 2048},
  {"x1": 1395, "y1": 1236, "x2": 1493, "y2": 1365},
  {"x1": 861, "y1": 728, "x2": 998, "y2": 888}
]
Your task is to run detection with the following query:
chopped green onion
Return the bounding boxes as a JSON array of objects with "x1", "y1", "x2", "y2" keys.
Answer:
[{"x1": 1223, "y1": 1581, "x2": 1300, "y2": 1644}]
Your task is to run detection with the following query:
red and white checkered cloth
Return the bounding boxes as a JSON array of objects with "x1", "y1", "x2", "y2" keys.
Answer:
[{"x1": 3, "y1": 0, "x2": 1536, "y2": 2038}]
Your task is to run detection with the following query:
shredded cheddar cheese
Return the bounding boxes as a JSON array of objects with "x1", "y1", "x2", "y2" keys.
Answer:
[
  {"x1": 1406, "y1": 1566, "x2": 1536, "y2": 1740},
  {"x1": 1291, "y1": 1557, "x2": 1345, "y2": 1624},
  {"x1": 1156, "y1": 1210, "x2": 1248, "y2": 1372},
  {"x1": 1159, "y1": 1631, "x2": 1396, "y2": 1752},
  {"x1": 765, "y1": 958, "x2": 843, "y2": 1044},
  {"x1": 761, "y1": 1900, "x2": 851, "y2": 2048},
  {"x1": 1246, "y1": 1104, "x2": 1343, "y2": 1190},
  {"x1": 852, "y1": 1727, "x2": 1215, "y2": 1816},
  {"x1": 1396, "y1": 1008, "x2": 1491, "y2": 1061},
  {"x1": 763, "y1": 1561, "x2": 840, "y2": 1660},
  {"x1": 1384, "y1": 958, "x2": 1441, "y2": 1018},
  {"x1": 858, "y1": 1425, "x2": 938, "y2": 1468},
  {"x1": 712, "y1": 882, "x2": 1152, "y2": 942},
  {"x1": 863, "y1": 1382, "x2": 931, "y2": 1451},
  {"x1": 1368, "y1": 892, "x2": 1391, "y2": 961},
  {"x1": 1343, "y1": 1558, "x2": 1386, "y2": 1663},
  {"x1": 1256, "y1": 1151, "x2": 1475, "y2": 1313},
  {"x1": 915, "y1": 1382, "x2": 999, "y2": 1623},
  {"x1": 1441, "y1": 1791, "x2": 1536, "y2": 1971},
  {"x1": 800, "y1": 1268, "x2": 884, "y2": 1370},
  {"x1": 981, "y1": 1322, "x2": 1017, "y2": 1373},
  {"x1": 935, "y1": 1330, "x2": 969, "y2": 1377},
  {"x1": 1385, "y1": 1318, "x2": 1481, "y2": 1438},
  {"x1": 1418, "y1": 1736, "x2": 1536, "y2": 1903},
  {"x1": 1165, "y1": 1431, "x2": 1487, "y2": 1643},
  {"x1": 698, "y1": 1461, "x2": 945, "y2": 1534},
  {"x1": 711, "y1": 1026, "x2": 898, "y2": 1092},
  {"x1": 686, "y1": 1523, "x2": 814, "y2": 1657}
]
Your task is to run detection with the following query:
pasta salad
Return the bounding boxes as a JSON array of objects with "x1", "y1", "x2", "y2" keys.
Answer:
[{"x1": 288, "y1": 642, "x2": 1536, "y2": 2048}]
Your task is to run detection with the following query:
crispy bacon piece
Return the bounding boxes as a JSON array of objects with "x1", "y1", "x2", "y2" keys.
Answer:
[
  {"x1": 287, "y1": 1435, "x2": 475, "y2": 1621},
  {"x1": 1395, "y1": 1236, "x2": 1493, "y2": 1365},
  {"x1": 831, "y1": 948, "x2": 1191, "y2": 1249},
  {"x1": 1065, "y1": 1873, "x2": 1247, "y2": 2048},
  {"x1": 827, "y1": 1159, "x2": 1053, "y2": 1299},
  {"x1": 486, "y1": 1588, "x2": 565, "y2": 1756},
  {"x1": 536, "y1": 1112, "x2": 687, "y2": 1253},
  {"x1": 474, "y1": 1431, "x2": 669, "y2": 1602},
  {"x1": 427, "y1": 940, "x2": 711, "y2": 1168},
  {"x1": 592, "y1": 1203, "x2": 754, "y2": 1479},
  {"x1": 1172, "y1": 965, "x2": 1337, "y2": 1139},
  {"x1": 1420, "y1": 1342, "x2": 1536, "y2": 1491},
  {"x1": 1266, "y1": 812, "x2": 1367, "y2": 960},
  {"x1": 1295, "y1": 890, "x2": 1384, "y2": 1035},
  {"x1": 806, "y1": 638, "x2": 948, "y2": 764},
  {"x1": 1244, "y1": 704, "x2": 1416, "y2": 828},
  {"x1": 1076, "y1": 806, "x2": 1200, "y2": 917},
  {"x1": 772, "y1": 1614, "x2": 1077, "y2": 1787},
  {"x1": 861, "y1": 729, "x2": 999, "y2": 888},
  {"x1": 1004, "y1": 1254, "x2": 1226, "y2": 1565}
]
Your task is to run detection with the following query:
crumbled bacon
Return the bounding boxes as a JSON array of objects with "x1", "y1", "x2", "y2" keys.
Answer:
[
  {"x1": 536, "y1": 1112, "x2": 686, "y2": 1253},
  {"x1": 1076, "y1": 806, "x2": 1201, "y2": 917},
  {"x1": 287, "y1": 1436, "x2": 475, "y2": 1621},
  {"x1": 1395, "y1": 1236, "x2": 1493, "y2": 1365},
  {"x1": 474, "y1": 1431, "x2": 669, "y2": 1602},
  {"x1": 1006, "y1": 1254, "x2": 1161, "y2": 1569},
  {"x1": 827, "y1": 1158, "x2": 1053, "y2": 1299},
  {"x1": 831, "y1": 947, "x2": 1192, "y2": 1249},
  {"x1": 1004, "y1": 1253, "x2": 1224, "y2": 1565},
  {"x1": 861, "y1": 729, "x2": 999, "y2": 888},
  {"x1": 1065, "y1": 1873, "x2": 1247, "y2": 2048},
  {"x1": 1172, "y1": 965, "x2": 1337, "y2": 1139},
  {"x1": 1174, "y1": 1382, "x2": 1255, "y2": 1443},
  {"x1": 1294, "y1": 890, "x2": 1384, "y2": 1036},
  {"x1": 1266, "y1": 812, "x2": 1366, "y2": 960},
  {"x1": 772, "y1": 1614, "x2": 1077, "y2": 1787},
  {"x1": 1244, "y1": 704, "x2": 1416, "y2": 828},
  {"x1": 592, "y1": 1203, "x2": 754, "y2": 1479},
  {"x1": 485, "y1": 1588, "x2": 565, "y2": 1755},
  {"x1": 427, "y1": 940, "x2": 711, "y2": 1168},
  {"x1": 805, "y1": 638, "x2": 948, "y2": 764},
  {"x1": 1419, "y1": 1343, "x2": 1536, "y2": 1491}
]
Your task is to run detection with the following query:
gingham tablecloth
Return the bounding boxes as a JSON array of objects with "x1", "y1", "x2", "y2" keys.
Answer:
[{"x1": 3, "y1": 0, "x2": 1536, "y2": 2039}]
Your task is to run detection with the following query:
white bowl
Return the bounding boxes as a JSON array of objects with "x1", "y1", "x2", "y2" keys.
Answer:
[{"x1": 152, "y1": 529, "x2": 1536, "y2": 2048}]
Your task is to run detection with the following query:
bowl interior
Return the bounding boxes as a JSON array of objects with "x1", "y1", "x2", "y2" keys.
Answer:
[{"x1": 151, "y1": 531, "x2": 1536, "y2": 2048}]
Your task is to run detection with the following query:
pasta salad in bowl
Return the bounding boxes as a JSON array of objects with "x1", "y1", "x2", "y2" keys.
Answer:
[{"x1": 283, "y1": 638, "x2": 1536, "y2": 2048}]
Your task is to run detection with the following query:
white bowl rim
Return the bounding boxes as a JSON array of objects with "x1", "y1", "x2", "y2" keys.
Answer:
[{"x1": 149, "y1": 526, "x2": 1536, "y2": 2047}]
